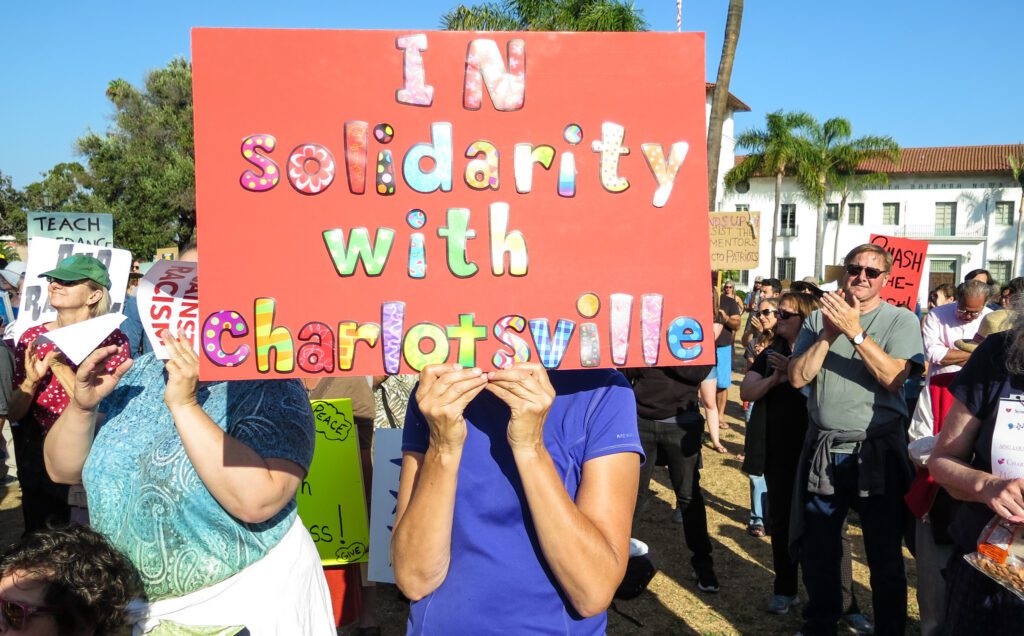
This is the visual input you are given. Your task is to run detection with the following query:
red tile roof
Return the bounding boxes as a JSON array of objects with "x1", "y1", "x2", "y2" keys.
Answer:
[
  {"x1": 706, "y1": 83, "x2": 751, "y2": 112},
  {"x1": 736, "y1": 144, "x2": 1024, "y2": 176}
]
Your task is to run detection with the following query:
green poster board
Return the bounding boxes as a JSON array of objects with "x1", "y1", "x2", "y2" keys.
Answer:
[{"x1": 296, "y1": 398, "x2": 370, "y2": 565}]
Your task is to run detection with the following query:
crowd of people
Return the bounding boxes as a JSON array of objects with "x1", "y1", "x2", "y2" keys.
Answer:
[{"x1": 0, "y1": 242, "x2": 1020, "y2": 634}]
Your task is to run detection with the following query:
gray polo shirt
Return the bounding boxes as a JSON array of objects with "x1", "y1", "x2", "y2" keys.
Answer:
[{"x1": 793, "y1": 301, "x2": 924, "y2": 452}]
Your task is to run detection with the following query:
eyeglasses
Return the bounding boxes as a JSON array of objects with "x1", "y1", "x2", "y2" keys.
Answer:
[
  {"x1": 845, "y1": 264, "x2": 887, "y2": 280},
  {"x1": 44, "y1": 277, "x2": 87, "y2": 287},
  {"x1": 723, "y1": 286, "x2": 733, "y2": 290},
  {"x1": 758, "y1": 309, "x2": 778, "y2": 317},
  {"x1": 0, "y1": 597, "x2": 54, "y2": 629},
  {"x1": 956, "y1": 306, "x2": 982, "y2": 319},
  {"x1": 777, "y1": 309, "x2": 800, "y2": 320}
]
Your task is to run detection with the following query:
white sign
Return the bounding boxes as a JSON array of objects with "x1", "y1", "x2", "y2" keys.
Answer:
[
  {"x1": 37, "y1": 314, "x2": 127, "y2": 366},
  {"x1": 368, "y1": 428, "x2": 404, "y2": 584},
  {"x1": 13, "y1": 238, "x2": 132, "y2": 342},
  {"x1": 137, "y1": 261, "x2": 199, "y2": 359},
  {"x1": 27, "y1": 212, "x2": 114, "y2": 247},
  {"x1": 992, "y1": 397, "x2": 1024, "y2": 479}
]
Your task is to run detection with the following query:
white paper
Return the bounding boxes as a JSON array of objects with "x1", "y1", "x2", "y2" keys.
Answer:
[
  {"x1": 136, "y1": 260, "x2": 199, "y2": 359},
  {"x1": 367, "y1": 428, "x2": 404, "y2": 584},
  {"x1": 992, "y1": 397, "x2": 1024, "y2": 479},
  {"x1": 37, "y1": 313, "x2": 127, "y2": 366},
  {"x1": 13, "y1": 238, "x2": 131, "y2": 342}
]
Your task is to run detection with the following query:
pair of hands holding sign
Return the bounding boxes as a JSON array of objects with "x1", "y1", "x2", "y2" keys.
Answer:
[
  {"x1": 71, "y1": 330, "x2": 198, "y2": 414},
  {"x1": 417, "y1": 363, "x2": 555, "y2": 454}
]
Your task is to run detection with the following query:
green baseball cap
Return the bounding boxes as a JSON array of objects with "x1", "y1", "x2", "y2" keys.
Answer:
[{"x1": 42, "y1": 254, "x2": 112, "y2": 290}]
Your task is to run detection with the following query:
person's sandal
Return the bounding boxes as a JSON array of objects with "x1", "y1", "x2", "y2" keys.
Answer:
[{"x1": 747, "y1": 524, "x2": 766, "y2": 538}]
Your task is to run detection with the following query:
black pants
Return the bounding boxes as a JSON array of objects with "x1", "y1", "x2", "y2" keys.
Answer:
[
  {"x1": 11, "y1": 420, "x2": 69, "y2": 534},
  {"x1": 634, "y1": 414, "x2": 713, "y2": 570}
]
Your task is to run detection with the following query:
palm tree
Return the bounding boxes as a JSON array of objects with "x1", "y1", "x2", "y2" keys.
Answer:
[
  {"x1": 707, "y1": 0, "x2": 744, "y2": 211},
  {"x1": 796, "y1": 117, "x2": 899, "y2": 278},
  {"x1": 440, "y1": 0, "x2": 647, "y2": 31},
  {"x1": 828, "y1": 138, "x2": 900, "y2": 265},
  {"x1": 724, "y1": 110, "x2": 815, "y2": 277},
  {"x1": 1009, "y1": 152, "x2": 1024, "y2": 279}
]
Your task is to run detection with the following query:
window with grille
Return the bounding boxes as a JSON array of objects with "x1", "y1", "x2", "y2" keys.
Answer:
[
  {"x1": 995, "y1": 201, "x2": 1014, "y2": 225},
  {"x1": 780, "y1": 204, "x2": 797, "y2": 237},
  {"x1": 826, "y1": 203, "x2": 839, "y2": 221},
  {"x1": 735, "y1": 204, "x2": 750, "y2": 212},
  {"x1": 935, "y1": 202, "x2": 956, "y2": 236},
  {"x1": 882, "y1": 203, "x2": 900, "y2": 225},
  {"x1": 989, "y1": 261, "x2": 1011, "y2": 286},
  {"x1": 848, "y1": 204, "x2": 864, "y2": 225},
  {"x1": 777, "y1": 258, "x2": 796, "y2": 281}
]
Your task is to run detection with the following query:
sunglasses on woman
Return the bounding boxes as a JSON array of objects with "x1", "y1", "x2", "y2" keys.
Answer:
[
  {"x1": 845, "y1": 264, "x2": 886, "y2": 279},
  {"x1": 758, "y1": 309, "x2": 778, "y2": 317},
  {"x1": 44, "y1": 277, "x2": 87, "y2": 287},
  {"x1": 0, "y1": 597, "x2": 54, "y2": 629},
  {"x1": 777, "y1": 309, "x2": 800, "y2": 320}
]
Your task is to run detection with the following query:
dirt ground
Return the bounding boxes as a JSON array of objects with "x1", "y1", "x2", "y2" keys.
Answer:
[{"x1": 0, "y1": 351, "x2": 923, "y2": 635}]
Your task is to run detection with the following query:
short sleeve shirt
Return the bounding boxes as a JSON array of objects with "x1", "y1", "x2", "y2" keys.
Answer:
[
  {"x1": 401, "y1": 369, "x2": 643, "y2": 635},
  {"x1": 948, "y1": 332, "x2": 1024, "y2": 551},
  {"x1": 716, "y1": 295, "x2": 743, "y2": 347},
  {"x1": 13, "y1": 324, "x2": 130, "y2": 432},
  {"x1": 793, "y1": 302, "x2": 924, "y2": 449},
  {"x1": 83, "y1": 353, "x2": 316, "y2": 600}
]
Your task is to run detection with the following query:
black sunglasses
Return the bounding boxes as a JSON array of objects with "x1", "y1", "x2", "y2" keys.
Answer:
[
  {"x1": 0, "y1": 597, "x2": 55, "y2": 629},
  {"x1": 758, "y1": 309, "x2": 778, "y2": 317},
  {"x1": 778, "y1": 309, "x2": 800, "y2": 320},
  {"x1": 845, "y1": 264, "x2": 887, "y2": 280},
  {"x1": 44, "y1": 277, "x2": 88, "y2": 287}
]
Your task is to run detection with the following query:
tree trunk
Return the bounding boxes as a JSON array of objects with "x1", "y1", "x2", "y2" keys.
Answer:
[
  {"x1": 832, "y1": 194, "x2": 848, "y2": 267},
  {"x1": 1015, "y1": 197, "x2": 1024, "y2": 278},
  {"x1": 813, "y1": 176, "x2": 827, "y2": 279},
  {"x1": 706, "y1": 0, "x2": 743, "y2": 211},
  {"x1": 770, "y1": 171, "x2": 782, "y2": 277}
]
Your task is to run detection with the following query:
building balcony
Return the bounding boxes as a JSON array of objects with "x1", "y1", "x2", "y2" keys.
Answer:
[{"x1": 893, "y1": 225, "x2": 987, "y2": 242}]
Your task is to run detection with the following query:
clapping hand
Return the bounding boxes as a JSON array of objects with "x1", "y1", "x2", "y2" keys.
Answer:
[
  {"x1": 485, "y1": 363, "x2": 555, "y2": 452},
  {"x1": 71, "y1": 344, "x2": 132, "y2": 412},
  {"x1": 820, "y1": 291, "x2": 862, "y2": 340},
  {"x1": 416, "y1": 364, "x2": 489, "y2": 452},
  {"x1": 766, "y1": 350, "x2": 789, "y2": 383},
  {"x1": 23, "y1": 341, "x2": 57, "y2": 387}
]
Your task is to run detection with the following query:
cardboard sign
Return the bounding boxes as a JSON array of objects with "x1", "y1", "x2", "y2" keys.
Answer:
[
  {"x1": 13, "y1": 238, "x2": 132, "y2": 342},
  {"x1": 368, "y1": 428, "x2": 403, "y2": 583},
  {"x1": 992, "y1": 397, "x2": 1024, "y2": 479},
  {"x1": 137, "y1": 260, "x2": 199, "y2": 359},
  {"x1": 193, "y1": 29, "x2": 713, "y2": 379},
  {"x1": 155, "y1": 246, "x2": 179, "y2": 261},
  {"x1": 709, "y1": 211, "x2": 759, "y2": 270},
  {"x1": 27, "y1": 212, "x2": 114, "y2": 247},
  {"x1": 296, "y1": 398, "x2": 370, "y2": 565},
  {"x1": 869, "y1": 234, "x2": 928, "y2": 308}
]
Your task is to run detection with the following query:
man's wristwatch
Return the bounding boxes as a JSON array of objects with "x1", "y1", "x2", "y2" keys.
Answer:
[{"x1": 850, "y1": 330, "x2": 867, "y2": 346}]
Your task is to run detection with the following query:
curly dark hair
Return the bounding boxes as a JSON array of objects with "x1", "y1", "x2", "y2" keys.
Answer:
[{"x1": 0, "y1": 524, "x2": 144, "y2": 635}]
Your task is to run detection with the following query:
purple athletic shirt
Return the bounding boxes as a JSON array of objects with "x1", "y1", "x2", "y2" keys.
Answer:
[{"x1": 402, "y1": 368, "x2": 644, "y2": 635}]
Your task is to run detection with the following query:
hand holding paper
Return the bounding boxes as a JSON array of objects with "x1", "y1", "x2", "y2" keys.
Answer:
[
  {"x1": 486, "y1": 363, "x2": 555, "y2": 452},
  {"x1": 164, "y1": 330, "x2": 200, "y2": 413},
  {"x1": 415, "y1": 364, "x2": 488, "y2": 452}
]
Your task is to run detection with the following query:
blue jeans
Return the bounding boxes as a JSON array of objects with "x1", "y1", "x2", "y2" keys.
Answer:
[
  {"x1": 749, "y1": 474, "x2": 768, "y2": 527},
  {"x1": 800, "y1": 452, "x2": 907, "y2": 636}
]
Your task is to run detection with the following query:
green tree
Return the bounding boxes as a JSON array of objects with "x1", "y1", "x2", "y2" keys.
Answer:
[
  {"x1": 828, "y1": 137, "x2": 899, "y2": 265},
  {"x1": 440, "y1": 0, "x2": 647, "y2": 32},
  {"x1": 725, "y1": 110, "x2": 815, "y2": 277},
  {"x1": 707, "y1": 0, "x2": 743, "y2": 211},
  {"x1": 77, "y1": 58, "x2": 195, "y2": 259},
  {"x1": 0, "y1": 171, "x2": 23, "y2": 237},
  {"x1": 796, "y1": 117, "x2": 898, "y2": 278}
]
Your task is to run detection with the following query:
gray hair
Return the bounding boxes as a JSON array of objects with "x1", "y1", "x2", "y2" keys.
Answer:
[{"x1": 958, "y1": 279, "x2": 993, "y2": 302}]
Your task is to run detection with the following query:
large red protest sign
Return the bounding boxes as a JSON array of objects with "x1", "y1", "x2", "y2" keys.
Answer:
[
  {"x1": 870, "y1": 234, "x2": 928, "y2": 308},
  {"x1": 193, "y1": 29, "x2": 713, "y2": 379}
]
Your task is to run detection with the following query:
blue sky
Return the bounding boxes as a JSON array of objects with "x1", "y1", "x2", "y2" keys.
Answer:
[{"x1": 3, "y1": 1, "x2": 1021, "y2": 188}]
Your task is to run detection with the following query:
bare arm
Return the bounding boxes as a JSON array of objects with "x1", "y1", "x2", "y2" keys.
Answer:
[
  {"x1": 939, "y1": 349, "x2": 972, "y2": 367},
  {"x1": 853, "y1": 337, "x2": 915, "y2": 393},
  {"x1": 790, "y1": 332, "x2": 832, "y2": 390},
  {"x1": 922, "y1": 311, "x2": 972, "y2": 367},
  {"x1": 930, "y1": 399, "x2": 1024, "y2": 522}
]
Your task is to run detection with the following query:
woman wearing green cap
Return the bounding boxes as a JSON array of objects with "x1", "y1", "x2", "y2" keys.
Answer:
[{"x1": 8, "y1": 254, "x2": 129, "y2": 532}]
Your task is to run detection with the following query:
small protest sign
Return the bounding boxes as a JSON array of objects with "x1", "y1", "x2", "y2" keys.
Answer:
[
  {"x1": 155, "y1": 246, "x2": 179, "y2": 261},
  {"x1": 27, "y1": 212, "x2": 114, "y2": 247},
  {"x1": 869, "y1": 234, "x2": 928, "y2": 308},
  {"x1": 37, "y1": 314, "x2": 126, "y2": 365},
  {"x1": 137, "y1": 260, "x2": 199, "y2": 358},
  {"x1": 368, "y1": 428, "x2": 403, "y2": 583},
  {"x1": 13, "y1": 238, "x2": 132, "y2": 342},
  {"x1": 296, "y1": 398, "x2": 370, "y2": 565},
  {"x1": 709, "y1": 211, "x2": 760, "y2": 270}
]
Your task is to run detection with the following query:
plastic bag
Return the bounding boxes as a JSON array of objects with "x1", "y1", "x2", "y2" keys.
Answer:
[{"x1": 965, "y1": 515, "x2": 1024, "y2": 600}]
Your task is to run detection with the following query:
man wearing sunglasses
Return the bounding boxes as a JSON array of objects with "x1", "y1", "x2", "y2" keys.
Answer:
[{"x1": 789, "y1": 243, "x2": 925, "y2": 636}]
